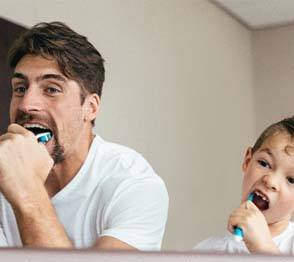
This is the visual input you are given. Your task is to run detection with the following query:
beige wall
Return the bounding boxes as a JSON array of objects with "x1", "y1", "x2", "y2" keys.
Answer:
[
  {"x1": 0, "y1": 0, "x2": 256, "y2": 250},
  {"x1": 253, "y1": 25, "x2": 294, "y2": 134}
]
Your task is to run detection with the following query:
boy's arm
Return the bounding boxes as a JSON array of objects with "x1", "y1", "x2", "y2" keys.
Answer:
[{"x1": 227, "y1": 201, "x2": 281, "y2": 254}]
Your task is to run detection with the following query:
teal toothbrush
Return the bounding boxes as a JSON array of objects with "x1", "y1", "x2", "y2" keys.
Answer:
[{"x1": 35, "y1": 132, "x2": 52, "y2": 144}]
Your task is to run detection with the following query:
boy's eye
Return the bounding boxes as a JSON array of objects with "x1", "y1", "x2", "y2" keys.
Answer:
[
  {"x1": 257, "y1": 159, "x2": 271, "y2": 169},
  {"x1": 287, "y1": 177, "x2": 294, "y2": 184}
]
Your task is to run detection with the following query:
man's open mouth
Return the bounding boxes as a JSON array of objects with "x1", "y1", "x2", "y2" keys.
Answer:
[
  {"x1": 251, "y1": 190, "x2": 270, "y2": 211},
  {"x1": 24, "y1": 124, "x2": 53, "y2": 138}
]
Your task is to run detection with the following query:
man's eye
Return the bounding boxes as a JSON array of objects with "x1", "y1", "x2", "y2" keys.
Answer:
[
  {"x1": 13, "y1": 86, "x2": 26, "y2": 94},
  {"x1": 257, "y1": 160, "x2": 271, "y2": 169},
  {"x1": 287, "y1": 177, "x2": 294, "y2": 184},
  {"x1": 45, "y1": 87, "x2": 61, "y2": 94}
]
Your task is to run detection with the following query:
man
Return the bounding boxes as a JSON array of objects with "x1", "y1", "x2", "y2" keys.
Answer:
[{"x1": 0, "y1": 22, "x2": 168, "y2": 250}]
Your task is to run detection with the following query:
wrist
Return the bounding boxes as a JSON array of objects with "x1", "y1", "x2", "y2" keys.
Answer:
[
  {"x1": 248, "y1": 240, "x2": 280, "y2": 255},
  {"x1": 12, "y1": 184, "x2": 51, "y2": 215}
]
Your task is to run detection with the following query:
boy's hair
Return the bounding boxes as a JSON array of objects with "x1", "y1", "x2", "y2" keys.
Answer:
[
  {"x1": 7, "y1": 21, "x2": 105, "y2": 125},
  {"x1": 252, "y1": 116, "x2": 294, "y2": 154}
]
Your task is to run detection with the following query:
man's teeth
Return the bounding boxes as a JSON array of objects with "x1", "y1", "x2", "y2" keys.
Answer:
[{"x1": 23, "y1": 124, "x2": 48, "y2": 129}]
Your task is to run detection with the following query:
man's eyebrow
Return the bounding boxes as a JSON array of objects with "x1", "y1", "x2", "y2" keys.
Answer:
[
  {"x1": 11, "y1": 73, "x2": 67, "y2": 83},
  {"x1": 11, "y1": 72, "x2": 28, "y2": 82},
  {"x1": 38, "y1": 74, "x2": 67, "y2": 82}
]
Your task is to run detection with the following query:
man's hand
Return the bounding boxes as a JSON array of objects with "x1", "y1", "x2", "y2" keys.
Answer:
[
  {"x1": 0, "y1": 124, "x2": 73, "y2": 247},
  {"x1": 228, "y1": 201, "x2": 280, "y2": 254},
  {"x1": 0, "y1": 123, "x2": 53, "y2": 208}
]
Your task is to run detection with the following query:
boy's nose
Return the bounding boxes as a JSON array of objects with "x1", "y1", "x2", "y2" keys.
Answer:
[{"x1": 262, "y1": 174, "x2": 279, "y2": 192}]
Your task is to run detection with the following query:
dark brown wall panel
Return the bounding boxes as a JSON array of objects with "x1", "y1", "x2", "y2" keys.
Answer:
[{"x1": 0, "y1": 17, "x2": 26, "y2": 134}]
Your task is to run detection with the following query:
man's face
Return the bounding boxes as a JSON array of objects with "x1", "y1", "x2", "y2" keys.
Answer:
[
  {"x1": 242, "y1": 132, "x2": 294, "y2": 224},
  {"x1": 10, "y1": 54, "x2": 92, "y2": 163}
]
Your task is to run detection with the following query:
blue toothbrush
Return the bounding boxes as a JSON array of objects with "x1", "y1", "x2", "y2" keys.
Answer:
[
  {"x1": 35, "y1": 132, "x2": 52, "y2": 144},
  {"x1": 233, "y1": 193, "x2": 254, "y2": 242}
]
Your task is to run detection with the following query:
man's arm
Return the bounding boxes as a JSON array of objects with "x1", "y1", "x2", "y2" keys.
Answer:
[
  {"x1": 93, "y1": 177, "x2": 169, "y2": 251},
  {"x1": 93, "y1": 236, "x2": 136, "y2": 250},
  {"x1": 13, "y1": 187, "x2": 73, "y2": 248}
]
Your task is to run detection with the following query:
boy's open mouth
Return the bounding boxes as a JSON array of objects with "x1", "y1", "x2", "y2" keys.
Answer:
[
  {"x1": 24, "y1": 124, "x2": 53, "y2": 138},
  {"x1": 251, "y1": 190, "x2": 269, "y2": 211}
]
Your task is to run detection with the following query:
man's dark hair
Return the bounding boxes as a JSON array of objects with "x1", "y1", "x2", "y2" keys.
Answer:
[
  {"x1": 8, "y1": 21, "x2": 105, "y2": 125},
  {"x1": 252, "y1": 116, "x2": 294, "y2": 153}
]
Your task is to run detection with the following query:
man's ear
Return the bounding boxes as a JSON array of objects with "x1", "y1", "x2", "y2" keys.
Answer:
[
  {"x1": 242, "y1": 147, "x2": 253, "y2": 173},
  {"x1": 84, "y1": 93, "x2": 100, "y2": 122}
]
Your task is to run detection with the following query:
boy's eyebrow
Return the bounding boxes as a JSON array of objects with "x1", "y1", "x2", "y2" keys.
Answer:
[{"x1": 259, "y1": 148, "x2": 273, "y2": 157}]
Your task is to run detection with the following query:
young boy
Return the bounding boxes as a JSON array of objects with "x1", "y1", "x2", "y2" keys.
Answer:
[{"x1": 195, "y1": 116, "x2": 294, "y2": 255}]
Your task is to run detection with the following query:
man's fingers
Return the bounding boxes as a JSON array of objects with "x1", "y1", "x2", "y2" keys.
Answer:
[
  {"x1": 0, "y1": 133, "x2": 15, "y2": 142},
  {"x1": 7, "y1": 124, "x2": 32, "y2": 137}
]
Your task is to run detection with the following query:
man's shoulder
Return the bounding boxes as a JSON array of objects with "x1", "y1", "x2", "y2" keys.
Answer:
[
  {"x1": 93, "y1": 135, "x2": 156, "y2": 178},
  {"x1": 89, "y1": 135, "x2": 166, "y2": 195},
  {"x1": 88, "y1": 136, "x2": 168, "y2": 222}
]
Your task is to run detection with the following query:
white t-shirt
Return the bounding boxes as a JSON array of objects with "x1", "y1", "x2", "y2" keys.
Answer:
[
  {"x1": 0, "y1": 135, "x2": 169, "y2": 250},
  {"x1": 194, "y1": 222, "x2": 294, "y2": 255}
]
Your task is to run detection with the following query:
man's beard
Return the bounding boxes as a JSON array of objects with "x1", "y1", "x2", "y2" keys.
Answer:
[{"x1": 51, "y1": 140, "x2": 65, "y2": 164}]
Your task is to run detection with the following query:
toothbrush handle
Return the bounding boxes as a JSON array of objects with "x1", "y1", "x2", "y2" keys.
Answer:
[{"x1": 233, "y1": 226, "x2": 244, "y2": 242}]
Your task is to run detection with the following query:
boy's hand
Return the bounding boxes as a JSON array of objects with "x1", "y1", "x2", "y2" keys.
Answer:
[{"x1": 227, "y1": 200, "x2": 280, "y2": 254}]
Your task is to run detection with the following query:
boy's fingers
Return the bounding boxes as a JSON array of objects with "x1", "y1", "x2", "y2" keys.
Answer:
[
  {"x1": 228, "y1": 213, "x2": 245, "y2": 233},
  {"x1": 239, "y1": 201, "x2": 248, "y2": 209},
  {"x1": 227, "y1": 223, "x2": 233, "y2": 233},
  {"x1": 227, "y1": 217, "x2": 235, "y2": 233},
  {"x1": 246, "y1": 200, "x2": 259, "y2": 211}
]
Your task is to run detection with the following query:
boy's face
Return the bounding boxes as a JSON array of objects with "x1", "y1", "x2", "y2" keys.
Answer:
[{"x1": 242, "y1": 132, "x2": 294, "y2": 224}]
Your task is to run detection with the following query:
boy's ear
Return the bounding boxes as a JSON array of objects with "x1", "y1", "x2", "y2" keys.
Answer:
[
  {"x1": 84, "y1": 93, "x2": 100, "y2": 122},
  {"x1": 242, "y1": 147, "x2": 253, "y2": 173}
]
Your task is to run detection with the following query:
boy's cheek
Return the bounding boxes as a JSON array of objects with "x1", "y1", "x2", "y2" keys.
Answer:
[
  {"x1": 240, "y1": 184, "x2": 250, "y2": 201},
  {"x1": 241, "y1": 174, "x2": 256, "y2": 201}
]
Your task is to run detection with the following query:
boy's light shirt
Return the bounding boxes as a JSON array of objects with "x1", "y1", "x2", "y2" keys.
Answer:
[
  {"x1": 0, "y1": 227, "x2": 8, "y2": 246},
  {"x1": 194, "y1": 221, "x2": 294, "y2": 255}
]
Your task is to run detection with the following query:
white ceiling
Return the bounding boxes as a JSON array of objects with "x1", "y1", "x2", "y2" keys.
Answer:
[{"x1": 212, "y1": 0, "x2": 294, "y2": 30}]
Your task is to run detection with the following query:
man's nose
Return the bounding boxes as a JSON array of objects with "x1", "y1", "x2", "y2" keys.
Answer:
[
  {"x1": 18, "y1": 87, "x2": 43, "y2": 113},
  {"x1": 262, "y1": 173, "x2": 280, "y2": 192}
]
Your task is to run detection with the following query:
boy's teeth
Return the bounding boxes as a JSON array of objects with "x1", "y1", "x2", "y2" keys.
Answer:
[{"x1": 254, "y1": 190, "x2": 269, "y2": 202}]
